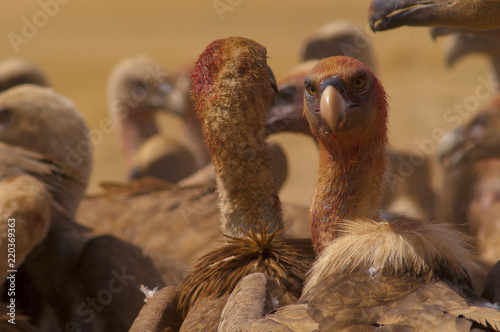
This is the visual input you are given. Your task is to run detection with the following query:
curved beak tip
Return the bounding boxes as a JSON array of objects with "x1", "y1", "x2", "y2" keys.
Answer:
[{"x1": 320, "y1": 85, "x2": 346, "y2": 134}]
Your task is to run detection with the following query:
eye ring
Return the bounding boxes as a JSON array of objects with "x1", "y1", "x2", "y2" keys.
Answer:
[
  {"x1": 353, "y1": 76, "x2": 366, "y2": 90},
  {"x1": 305, "y1": 82, "x2": 317, "y2": 97}
]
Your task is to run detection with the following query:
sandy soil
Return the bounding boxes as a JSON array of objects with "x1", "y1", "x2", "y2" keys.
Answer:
[{"x1": 1, "y1": 0, "x2": 495, "y2": 206}]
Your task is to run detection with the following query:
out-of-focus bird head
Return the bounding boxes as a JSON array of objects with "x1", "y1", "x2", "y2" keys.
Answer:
[
  {"x1": 0, "y1": 58, "x2": 50, "y2": 92},
  {"x1": 300, "y1": 20, "x2": 377, "y2": 72},
  {"x1": 369, "y1": 0, "x2": 500, "y2": 31},
  {"x1": 303, "y1": 56, "x2": 388, "y2": 149},
  {"x1": 430, "y1": 27, "x2": 500, "y2": 83},
  {"x1": 191, "y1": 36, "x2": 278, "y2": 142},
  {"x1": 439, "y1": 95, "x2": 500, "y2": 170},
  {"x1": 369, "y1": 0, "x2": 448, "y2": 31},
  {"x1": 265, "y1": 60, "x2": 318, "y2": 136},
  {"x1": 107, "y1": 55, "x2": 185, "y2": 119},
  {"x1": 0, "y1": 84, "x2": 91, "y2": 218}
]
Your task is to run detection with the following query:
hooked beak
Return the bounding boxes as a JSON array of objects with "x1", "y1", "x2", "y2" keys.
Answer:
[
  {"x1": 369, "y1": 0, "x2": 440, "y2": 32},
  {"x1": 320, "y1": 85, "x2": 346, "y2": 134},
  {"x1": 437, "y1": 127, "x2": 474, "y2": 170}
]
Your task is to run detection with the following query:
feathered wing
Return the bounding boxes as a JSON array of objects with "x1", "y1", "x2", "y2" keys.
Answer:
[
  {"x1": 0, "y1": 142, "x2": 86, "y2": 224},
  {"x1": 0, "y1": 175, "x2": 51, "y2": 280},
  {"x1": 241, "y1": 219, "x2": 500, "y2": 331},
  {"x1": 244, "y1": 274, "x2": 500, "y2": 331},
  {"x1": 219, "y1": 273, "x2": 286, "y2": 331},
  {"x1": 129, "y1": 286, "x2": 182, "y2": 332}
]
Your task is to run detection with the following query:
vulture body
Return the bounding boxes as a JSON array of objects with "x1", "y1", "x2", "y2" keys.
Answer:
[
  {"x1": 130, "y1": 36, "x2": 315, "y2": 332},
  {"x1": 107, "y1": 55, "x2": 199, "y2": 183},
  {"x1": 221, "y1": 56, "x2": 500, "y2": 331},
  {"x1": 0, "y1": 85, "x2": 164, "y2": 331}
]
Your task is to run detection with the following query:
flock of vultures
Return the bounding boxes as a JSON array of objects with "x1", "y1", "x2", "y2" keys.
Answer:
[{"x1": 2, "y1": 0, "x2": 500, "y2": 331}]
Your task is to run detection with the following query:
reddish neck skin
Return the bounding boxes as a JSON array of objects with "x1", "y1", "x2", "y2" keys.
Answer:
[
  {"x1": 311, "y1": 126, "x2": 387, "y2": 254},
  {"x1": 119, "y1": 110, "x2": 159, "y2": 170}
]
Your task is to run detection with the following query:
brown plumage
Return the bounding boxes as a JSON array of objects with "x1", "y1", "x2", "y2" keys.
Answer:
[
  {"x1": 369, "y1": 0, "x2": 500, "y2": 31},
  {"x1": 129, "y1": 134, "x2": 198, "y2": 182},
  {"x1": 129, "y1": 286, "x2": 182, "y2": 331},
  {"x1": 223, "y1": 56, "x2": 500, "y2": 331},
  {"x1": 0, "y1": 147, "x2": 53, "y2": 281},
  {"x1": 178, "y1": 36, "x2": 314, "y2": 331},
  {"x1": 130, "y1": 37, "x2": 315, "y2": 332},
  {"x1": 77, "y1": 168, "x2": 307, "y2": 288},
  {"x1": 107, "y1": 55, "x2": 199, "y2": 182},
  {"x1": 0, "y1": 85, "x2": 165, "y2": 331},
  {"x1": 0, "y1": 58, "x2": 49, "y2": 91},
  {"x1": 0, "y1": 85, "x2": 90, "y2": 221},
  {"x1": 78, "y1": 57, "x2": 307, "y2": 286}
]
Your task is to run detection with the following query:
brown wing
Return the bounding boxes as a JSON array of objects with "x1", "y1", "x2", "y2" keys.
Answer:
[
  {"x1": 0, "y1": 176, "x2": 51, "y2": 280},
  {"x1": 180, "y1": 296, "x2": 228, "y2": 332},
  {"x1": 77, "y1": 178, "x2": 222, "y2": 267},
  {"x1": 129, "y1": 286, "x2": 182, "y2": 332},
  {"x1": 75, "y1": 235, "x2": 166, "y2": 329},
  {"x1": 77, "y1": 177, "x2": 311, "y2": 284},
  {"x1": 245, "y1": 274, "x2": 500, "y2": 331},
  {"x1": 0, "y1": 142, "x2": 86, "y2": 225},
  {"x1": 219, "y1": 273, "x2": 286, "y2": 331}
]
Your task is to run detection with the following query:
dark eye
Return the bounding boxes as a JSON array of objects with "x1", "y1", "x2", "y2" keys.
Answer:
[
  {"x1": 305, "y1": 82, "x2": 317, "y2": 97},
  {"x1": 0, "y1": 108, "x2": 12, "y2": 125},
  {"x1": 353, "y1": 76, "x2": 366, "y2": 90},
  {"x1": 472, "y1": 114, "x2": 488, "y2": 127},
  {"x1": 132, "y1": 80, "x2": 147, "y2": 90}
]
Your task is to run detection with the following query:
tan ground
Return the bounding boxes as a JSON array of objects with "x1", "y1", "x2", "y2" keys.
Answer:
[{"x1": 1, "y1": 0, "x2": 495, "y2": 206}]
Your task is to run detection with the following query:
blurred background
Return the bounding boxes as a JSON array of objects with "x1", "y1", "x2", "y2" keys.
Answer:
[{"x1": 0, "y1": 0, "x2": 493, "y2": 205}]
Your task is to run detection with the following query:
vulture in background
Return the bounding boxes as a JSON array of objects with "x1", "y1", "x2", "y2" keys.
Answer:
[
  {"x1": 0, "y1": 85, "x2": 164, "y2": 331},
  {"x1": 430, "y1": 28, "x2": 500, "y2": 266},
  {"x1": 369, "y1": 0, "x2": 500, "y2": 31},
  {"x1": 438, "y1": 94, "x2": 500, "y2": 265},
  {"x1": 432, "y1": 27, "x2": 500, "y2": 82},
  {"x1": 107, "y1": 55, "x2": 199, "y2": 183},
  {"x1": 130, "y1": 36, "x2": 315, "y2": 332},
  {"x1": 108, "y1": 55, "x2": 288, "y2": 186},
  {"x1": 220, "y1": 56, "x2": 500, "y2": 331}
]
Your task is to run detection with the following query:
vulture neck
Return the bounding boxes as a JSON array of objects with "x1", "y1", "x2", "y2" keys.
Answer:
[
  {"x1": 311, "y1": 135, "x2": 386, "y2": 254},
  {"x1": 202, "y1": 85, "x2": 283, "y2": 238},
  {"x1": 118, "y1": 109, "x2": 159, "y2": 170}
]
